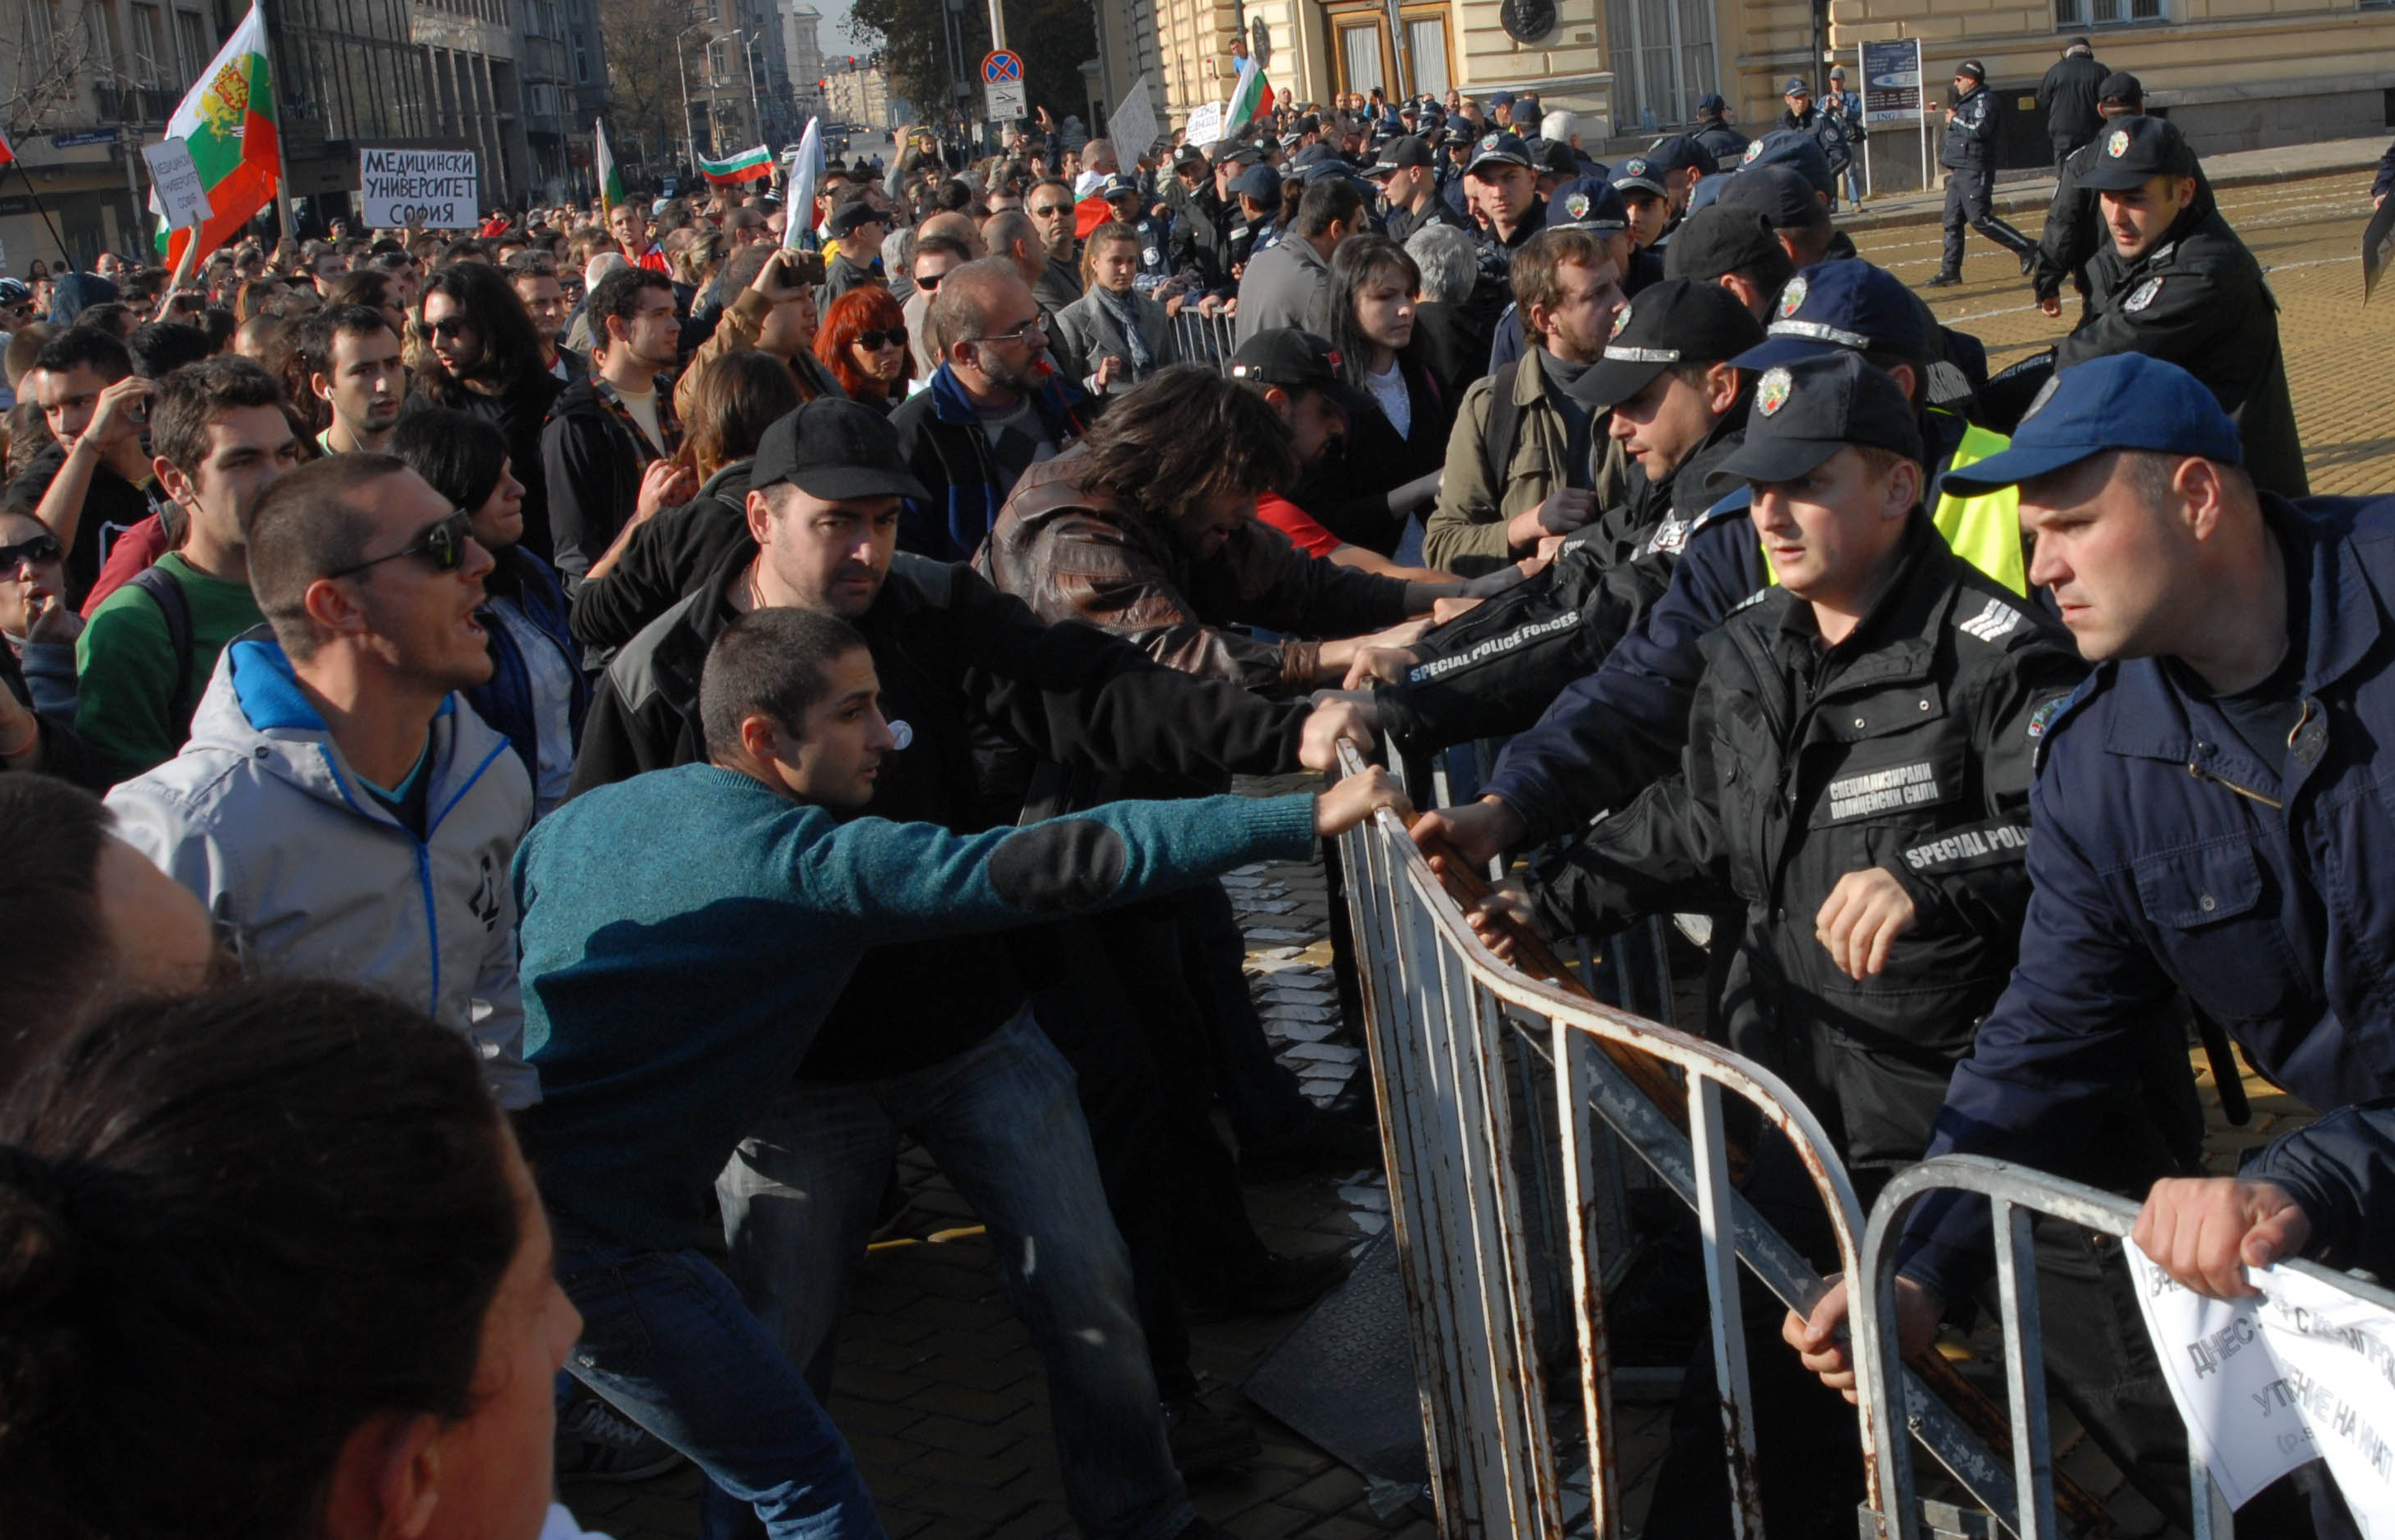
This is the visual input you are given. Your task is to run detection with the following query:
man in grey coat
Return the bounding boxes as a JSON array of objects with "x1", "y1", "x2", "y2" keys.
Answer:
[{"x1": 1234, "y1": 178, "x2": 1368, "y2": 344}]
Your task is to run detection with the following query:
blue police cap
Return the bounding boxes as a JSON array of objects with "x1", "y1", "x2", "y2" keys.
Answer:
[
  {"x1": 1716, "y1": 164, "x2": 1828, "y2": 230},
  {"x1": 1611, "y1": 153, "x2": 1669, "y2": 199},
  {"x1": 1697, "y1": 92, "x2": 1728, "y2": 114},
  {"x1": 1466, "y1": 131, "x2": 1533, "y2": 173},
  {"x1": 1707, "y1": 350, "x2": 1924, "y2": 489},
  {"x1": 1227, "y1": 163, "x2": 1282, "y2": 203},
  {"x1": 1645, "y1": 134, "x2": 1711, "y2": 176},
  {"x1": 1546, "y1": 173, "x2": 1629, "y2": 232},
  {"x1": 1732, "y1": 261, "x2": 1938, "y2": 370},
  {"x1": 1936, "y1": 354, "x2": 2243, "y2": 495},
  {"x1": 1741, "y1": 129, "x2": 1834, "y2": 198},
  {"x1": 1687, "y1": 173, "x2": 1729, "y2": 213},
  {"x1": 2079, "y1": 115, "x2": 2199, "y2": 192}
]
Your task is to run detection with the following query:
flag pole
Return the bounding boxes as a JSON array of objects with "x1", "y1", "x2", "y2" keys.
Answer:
[{"x1": 256, "y1": 0, "x2": 296, "y2": 242}]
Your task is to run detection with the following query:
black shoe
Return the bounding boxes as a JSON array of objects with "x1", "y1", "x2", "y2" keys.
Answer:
[
  {"x1": 1164, "y1": 1396, "x2": 1263, "y2": 1475},
  {"x1": 1210, "y1": 1247, "x2": 1355, "y2": 1317},
  {"x1": 1239, "y1": 1101, "x2": 1381, "y2": 1182},
  {"x1": 555, "y1": 1391, "x2": 688, "y2": 1484},
  {"x1": 1924, "y1": 273, "x2": 1961, "y2": 288},
  {"x1": 2018, "y1": 249, "x2": 2037, "y2": 276}
]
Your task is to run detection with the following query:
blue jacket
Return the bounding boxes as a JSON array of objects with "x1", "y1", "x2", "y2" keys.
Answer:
[
  {"x1": 1901, "y1": 494, "x2": 2395, "y2": 1299},
  {"x1": 2243, "y1": 1098, "x2": 2395, "y2": 1278},
  {"x1": 888, "y1": 363, "x2": 1090, "y2": 563}
]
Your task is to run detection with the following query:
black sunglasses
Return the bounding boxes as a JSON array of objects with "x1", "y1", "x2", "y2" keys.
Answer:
[
  {"x1": 856, "y1": 325, "x2": 908, "y2": 350},
  {"x1": 0, "y1": 532, "x2": 62, "y2": 572},
  {"x1": 915, "y1": 270, "x2": 944, "y2": 291},
  {"x1": 326, "y1": 508, "x2": 476, "y2": 580}
]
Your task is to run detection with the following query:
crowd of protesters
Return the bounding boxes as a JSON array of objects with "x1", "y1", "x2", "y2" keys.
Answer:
[{"x1": 3, "y1": 70, "x2": 2395, "y2": 1540}]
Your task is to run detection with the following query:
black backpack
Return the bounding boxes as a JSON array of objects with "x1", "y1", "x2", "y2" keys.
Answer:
[{"x1": 127, "y1": 563, "x2": 199, "y2": 737}]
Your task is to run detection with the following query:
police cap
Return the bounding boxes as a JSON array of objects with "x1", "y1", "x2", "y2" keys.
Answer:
[
  {"x1": 1227, "y1": 327, "x2": 1378, "y2": 419},
  {"x1": 1664, "y1": 206, "x2": 1785, "y2": 283},
  {"x1": 1369, "y1": 134, "x2": 1435, "y2": 176},
  {"x1": 1709, "y1": 350, "x2": 1924, "y2": 488},
  {"x1": 1611, "y1": 154, "x2": 1670, "y2": 199},
  {"x1": 1227, "y1": 163, "x2": 1282, "y2": 203},
  {"x1": 1741, "y1": 129, "x2": 1835, "y2": 198},
  {"x1": 1645, "y1": 134, "x2": 1713, "y2": 176},
  {"x1": 1570, "y1": 279, "x2": 1767, "y2": 410},
  {"x1": 1546, "y1": 174, "x2": 1629, "y2": 233},
  {"x1": 2097, "y1": 71, "x2": 2144, "y2": 107},
  {"x1": 1527, "y1": 137, "x2": 1581, "y2": 177},
  {"x1": 2079, "y1": 115, "x2": 2198, "y2": 191},
  {"x1": 1466, "y1": 131, "x2": 1534, "y2": 174},
  {"x1": 1732, "y1": 260, "x2": 1938, "y2": 370},
  {"x1": 1716, "y1": 164, "x2": 1829, "y2": 230},
  {"x1": 1783, "y1": 76, "x2": 1812, "y2": 98},
  {"x1": 1935, "y1": 354, "x2": 2242, "y2": 496},
  {"x1": 1956, "y1": 59, "x2": 1986, "y2": 82}
]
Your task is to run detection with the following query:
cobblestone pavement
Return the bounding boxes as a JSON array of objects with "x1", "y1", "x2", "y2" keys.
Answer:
[{"x1": 1844, "y1": 165, "x2": 2395, "y2": 496}]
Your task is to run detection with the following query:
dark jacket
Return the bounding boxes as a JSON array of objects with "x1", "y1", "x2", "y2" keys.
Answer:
[
  {"x1": 4, "y1": 442, "x2": 164, "y2": 609},
  {"x1": 1938, "y1": 84, "x2": 2001, "y2": 171},
  {"x1": 1413, "y1": 281, "x2": 1509, "y2": 408},
  {"x1": 1694, "y1": 117, "x2": 1752, "y2": 172},
  {"x1": 1779, "y1": 104, "x2": 1853, "y2": 176},
  {"x1": 1901, "y1": 494, "x2": 2395, "y2": 1299},
  {"x1": 1383, "y1": 196, "x2": 1469, "y2": 247},
  {"x1": 2, "y1": 641, "x2": 103, "y2": 791},
  {"x1": 2029, "y1": 135, "x2": 2107, "y2": 302},
  {"x1": 569, "y1": 544, "x2": 1319, "y2": 1080},
  {"x1": 404, "y1": 372, "x2": 564, "y2": 564},
  {"x1": 888, "y1": 363, "x2": 1093, "y2": 563},
  {"x1": 822, "y1": 250, "x2": 883, "y2": 302},
  {"x1": 1179, "y1": 185, "x2": 1237, "y2": 294},
  {"x1": 567, "y1": 460, "x2": 755, "y2": 653},
  {"x1": 1535, "y1": 519, "x2": 2085, "y2": 1171},
  {"x1": 2243, "y1": 1099, "x2": 2395, "y2": 1278},
  {"x1": 1376, "y1": 397, "x2": 1748, "y2": 749},
  {"x1": 537, "y1": 373, "x2": 670, "y2": 585},
  {"x1": 465, "y1": 545, "x2": 590, "y2": 791},
  {"x1": 1289, "y1": 352, "x2": 1453, "y2": 555},
  {"x1": 2059, "y1": 196, "x2": 2308, "y2": 499},
  {"x1": 2037, "y1": 52, "x2": 2108, "y2": 149},
  {"x1": 1034, "y1": 251, "x2": 1084, "y2": 323},
  {"x1": 974, "y1": 445, "x2": 1412, "y2": 696}
]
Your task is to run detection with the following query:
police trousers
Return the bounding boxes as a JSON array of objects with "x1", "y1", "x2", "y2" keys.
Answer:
[{"x1": 1940, "y1": 165, "x2": 2035, "y2": 275}]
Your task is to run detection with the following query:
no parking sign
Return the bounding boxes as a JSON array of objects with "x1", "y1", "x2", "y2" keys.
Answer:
[{"x1": 982, "y1": 50, "x2": 1025, "y2": 122}]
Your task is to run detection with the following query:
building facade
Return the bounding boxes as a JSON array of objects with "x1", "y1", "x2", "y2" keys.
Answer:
[
  {"x1": 823, "y1": 59, "x2": 888, "y2": 128},
  {"x1": 780, "y1": 0, "x2": 823, "y2": 122}
]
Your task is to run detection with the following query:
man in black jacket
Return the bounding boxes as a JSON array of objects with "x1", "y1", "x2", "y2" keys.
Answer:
[
  {"x1": 2057, "y1": 114, "x2": 2308, "y2": 498},
  {"x1": 2037, "y1": 38, "x2": 2109, "y2": 175},
  {"x1": 408, "y1": 262, "x2": 564, "y2": 558},
  {"x1": 1925, "y1": 60, "x2": 2036, "y2": 288},
  {"x1": 574, "y1": 400, "x2": 1377, "y2": 1537},
  {"x1": 541, "y1": 264, "x2": 683, "y2": 585},
  {"x1": 2030, "y1": 70, "x2": 2153, "y2": 323}
]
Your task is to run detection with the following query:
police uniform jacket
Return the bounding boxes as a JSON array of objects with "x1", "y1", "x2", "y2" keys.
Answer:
[
  {"x1": 1938, "y1": 85, "x2": 2000, "y2": 171},
  {"x1": 1901, "y1": 494, "x2": 2395, "y2": 1299},
  {"x1": 2061, "y1": 197, "x2": 2308, "y2": 499},
  {"x1": 1693, "y1": 118, "x2": 1752, "y2": 172},
  {"x1": 1533, "y1": 517, "x2": 2085, "y2": 1170}
]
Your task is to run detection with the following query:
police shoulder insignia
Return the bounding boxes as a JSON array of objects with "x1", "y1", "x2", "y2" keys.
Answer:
[
  {"x1": 2107, "y1": 128, "x2": 2130, "y2": 159},
  {"x1": 1957, "y1": 596, "x2": 2023, "y2": 644},
  {"x1": 1758, "y1": 366, "x2": 1793, "y2": 416},
  {"x1": 1729, "y1": 587, "x2": 1773, "y2": 614},
  {"x1": 2026, "y1": 695, "x2": 2069, "y2": 740},
  {"x1": 1610, "y1": 301, "x2": 1633, "y2": 339},
  {"x1": 1778, "y1": 274, "x2": 1807, "y2": 318},
  {"x1": 2123, "y1": 276, "x2": 2165, "y2": 312},
  {"x1": 1567, "y1": 190, "x2": 1591, "y2": 219}
]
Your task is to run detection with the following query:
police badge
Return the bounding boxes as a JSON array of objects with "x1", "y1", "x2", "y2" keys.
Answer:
[{"x1": 1758, "y1": 367, "x2": 1793, "y2": 415}]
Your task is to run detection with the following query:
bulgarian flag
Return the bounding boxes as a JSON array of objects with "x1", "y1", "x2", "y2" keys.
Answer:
[
  {"x1": 0, "y1": 127, "x2": 15, "y2": 169},
  {"x1": 595, "y1": 119, "x2": 626, "y2": 213},
  {"x1": 697, "y1": 143, "x2": 774, "y2": 185},
  {"x1": 1227, "y1": 53, "x2": 1275, "y2": 127},
  {"x1": 150, "y1": 4, "x2": 279, "y2": 266}
]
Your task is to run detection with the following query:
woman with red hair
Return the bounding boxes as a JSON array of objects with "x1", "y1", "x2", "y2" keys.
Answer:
[{"x1": 814, "y1": 284, "x2": 913, "y2": 414}]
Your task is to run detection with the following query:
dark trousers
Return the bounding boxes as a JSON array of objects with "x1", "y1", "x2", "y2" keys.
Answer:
[{"x1": 1940, "y1": 164, "x2": 2036, "y2": 275}]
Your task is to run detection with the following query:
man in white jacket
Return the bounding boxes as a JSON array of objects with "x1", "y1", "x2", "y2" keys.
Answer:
[{"x1": 105, "y1": 453, "x2": 539, "y2": 1108}]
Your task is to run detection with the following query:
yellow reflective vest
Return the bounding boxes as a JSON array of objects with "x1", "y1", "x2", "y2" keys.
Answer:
[{"x1": 1757, "y1": 414, "x2": 2026, "y2": 596}]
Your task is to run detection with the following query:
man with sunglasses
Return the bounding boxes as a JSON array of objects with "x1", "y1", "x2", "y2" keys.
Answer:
[
  {"x1": 0, "y1": 504, "x2": 80, "y2": 724},
  {"x1": 74, "y1": 357, "x2": 298, "y2": 784},
  {"x1": 1026, "y1": 176, "x2": 1085, "y2": 318},
  {"x1": 901, "y1": 221, "x2": 977, "y2": 377},
  {"x1": 105, "y1": 452, "x2": 540, "y2": 1110}
]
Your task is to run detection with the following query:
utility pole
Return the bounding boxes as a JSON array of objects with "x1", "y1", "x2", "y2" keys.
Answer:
[
  {"x1": 739, "y1": 30, "x2": 764, "y2": 145},
  {"x1": 676, "y1": 25, "x2": 704, "y2": 166},
  {"x1": 987, "y1": 0, "x2": 1004, "y2": 53}
]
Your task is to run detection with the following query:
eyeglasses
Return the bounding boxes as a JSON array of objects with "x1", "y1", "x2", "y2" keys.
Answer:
[
  {"x1": 429, "y1": 316, "x2": 474, "y2": 340},
  {"x1": 325, "y1": 508, "x2": 476, "y2": 580},
  {"x1": 856, "y1": 325, "x2": 908, "y2": 351},
  {"x1": 0, "y1": 532, "x2": 62, "y2": 573},
  {"x1": 914, "y1": 270, "x2": 946, "y2": 291},
  {"x1": 969, "y1": 320, "x2": 1046, "y2": 347},
  {"x1": 1030, "y1": 203, "x2": 1074, "y2": 218}
]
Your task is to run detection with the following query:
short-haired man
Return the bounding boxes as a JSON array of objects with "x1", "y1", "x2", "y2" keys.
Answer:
[
  {"x1": 542, "y1": 264, "x2": 685, "y2": 584},
  {"x1": 675, "y1": 244, "x2": 843, "y2": 421},
  {"x1": 2038, "y1": 36, "x2": 2109, "y2": 174},
  {"x1": 902, "y1": 228, "x2": 973, "y2": 377},
  {"x1": 1462, "y1": 131, "x2": 1547, "y2": 278},
  {"x1": 1025, "y1": 176, "x2": 1085, "y2": 315},
  {"x1": 8, "y1": 326, "x2": 166, "y2": 606},
  {"x1": 1233, "y1": 177, "x2": 1366, "y2": 344},
  {"x1": 73, "y1": 358, "x2": 298, "y2": 783},
  {"x1": 505, "y1": 251, "x2": 587, "y2": 385},
  {"x1": 1424, "y1": 226, "x2": 1628, "y2": 572},
  {"x1": 301, "y1": 304, "x2": 407, "y2": 456},
  {"x1": 822, "y1": 198, "x2": 889, "y2": 300},
  {"x1": 2030, "y1": 70, "x2": 2149, "y2": 325},
  {"x1": 607, "y1": 199, "x2": 668, "y2": 273},
  {"x1": 1370, "y1": 134, "x2": 1466, "y2": 246},
  {"x1": 2052, "y1": 114, "x2": 2307, "y2": 499},
  {"x1": 1690, "y1": 91, "x2": 1751, "y2": 171},
  {"x1": 106, "y1": 454, "x2": 537, "y2": 1109},
  {"x1": 890, "y1": 256, "x2": 1091, "y2": 561}
]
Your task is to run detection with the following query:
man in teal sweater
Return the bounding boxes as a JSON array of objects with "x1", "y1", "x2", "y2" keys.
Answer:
[{"x1": 518, "y1": 605, "x2": 1400, "y2": 1540}]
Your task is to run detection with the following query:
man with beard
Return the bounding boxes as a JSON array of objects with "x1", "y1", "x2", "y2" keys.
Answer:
[
  {"x1": 410, "y1": 262, "x2": 563, "y2": 561},
  {"x1": 505, "y1": 250, "x2": 587, "y2": 385},
  {"x1": 300, "y1": 305, "x2": 407, "y2": 456},
  {"x1": 541, "y1": 265, "x2": 692, "y2": 587}
]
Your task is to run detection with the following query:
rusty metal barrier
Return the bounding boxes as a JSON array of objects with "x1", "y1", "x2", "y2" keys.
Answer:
[
  {"x1": 1330, "y1": 740, "x2": 2039, "y2": 1538},
  {"x1": 1858, "y1": 1155, "x2": 2395, "y2": 1540}
]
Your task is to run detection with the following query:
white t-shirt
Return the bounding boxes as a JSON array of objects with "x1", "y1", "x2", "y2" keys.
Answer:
[
  {"x1": 1365, "y1": 360, "x2": 1411, "y2": 439},
  {"x1": 615, "y1": 385, "x2": 665, "y2": 456}
]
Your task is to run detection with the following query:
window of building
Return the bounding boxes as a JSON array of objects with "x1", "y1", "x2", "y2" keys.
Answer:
[
  {"x1": 1324, "y1": 1, "x2": 1452, "y2": 102},
  {"x1": 130, "y1": 4, "x2": 166, "y2": 83},
  {"x1": 574, "y1": 34, "x2": 591, "y2": 82},
  {"x1": 2055, "y1": 0, "x2": 2167, "y2": 26},
  {"x1": 175, "y1": 9, "x2": 210, "y2": 77}
]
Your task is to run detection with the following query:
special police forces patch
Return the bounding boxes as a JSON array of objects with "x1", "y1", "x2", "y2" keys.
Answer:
[
  {"x1": 2124, "y1": 277, "x2": 2165, "y2": 312},
  {"x1": 1779, "y1": 274, "x2": 1807, "y2": 317},
  {"x1": 1758, "y1": 366, "x2": 1793, "y2": 415},
  {"x1": 1610, "y1": 302, "x2": 1633, "y2": 339},
  {"x1": 2027, "y1": 696, "x2": 2069, "y2": 741},
  {"x1": 2108, "y1": 128, "x2": 2130, "y2": 158}
]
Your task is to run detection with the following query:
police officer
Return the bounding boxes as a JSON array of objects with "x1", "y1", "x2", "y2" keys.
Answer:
[
  {"x1": 1102, "y1": 174, "x2": 1176, "y2": 289},
  {"x1": 2059, "y1": 113, "x2": 2308, "y2": 498},
  {"x1": 1462, "y1": 130, "x2": 1548, "y2": 281},
  {"x1": 1691, "y1": 91, "x2": 1751, "y2": 171},
  {"x1": 1370, "y1": 133, "x2": 1466, "y2": 245},
  {"x1": 1926, "y1": 60, "x2": 2036, "y2": 288},
  {"x1": 2029, "y1": 70, "x2": 2154, "y2": 324},
  {"x1": 1789, "y1": 352, "x2": 2393, "y2": 1533},
  {"x1": 2037, "y1": 37, "x2": 2109, "y2": 175},
  {"x1": 1778, "y1": 77, "x2": 1854, "y2": 204},
  {"x1": 1491, "y1": 349, "x2": 2086, "y2": 1540}
]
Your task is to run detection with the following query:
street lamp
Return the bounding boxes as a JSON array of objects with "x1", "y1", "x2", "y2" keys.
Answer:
[
  {"x1": 676, "y1": 24, "x2": 705, "y2": 167},
  {"x1": 723, "y1": 27, "x2": 765, "y2": 149}
]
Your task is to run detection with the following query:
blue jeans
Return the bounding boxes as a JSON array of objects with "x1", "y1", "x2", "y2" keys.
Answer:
[
  {"x1": 715, "y1": 1008, "x2": 1192, "y2": 1540},
  {"x1": 551, "y1": 1218, "x2": 887, "y2": 1540},
  {"x1": 1841, "y1": 161, "x2": 1864, "y2": 207}
]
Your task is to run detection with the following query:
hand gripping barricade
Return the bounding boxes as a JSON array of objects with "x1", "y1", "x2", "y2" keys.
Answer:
[
  {"x1": 1329, "y1": 742, "x2": 2046, "y2": 1540},
  {"x1": 1857, "y1": 1156, "x2": 2395, "y2": 1540}
]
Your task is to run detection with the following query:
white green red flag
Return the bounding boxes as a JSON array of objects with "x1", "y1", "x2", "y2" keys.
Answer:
[
  {"x1": 782, "y1": 118, "x2": 823, "y2": 249},
  {"x1": 149, "y1": 4, "x2": 279, "y2": 265},
  {"x1": 1227, "y1": 54, "x2": 1274, "y2": 127},
  {"x1": 697, "y1": 143, "x2": 774, "y2": 185},
  {"x1": 595, "y1": 119, "x2": 626, "y2": 213},
  {"x1": 0, "y1": 127, "x2": 16, "y2": 169}
]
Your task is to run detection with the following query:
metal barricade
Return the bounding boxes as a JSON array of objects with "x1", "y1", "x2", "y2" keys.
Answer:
[
  {"x1": 1169, "y1": 307, "x2": 1239, "y2": 372},
  {"x1": 1857, "y1": 1154, "x2": 2395, "y2": 1540},
  {"x1": 1331, "y1": 742, "x2": 2027, "y2": 1538}
]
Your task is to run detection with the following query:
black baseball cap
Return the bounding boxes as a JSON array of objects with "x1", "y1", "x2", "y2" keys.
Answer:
[
  {"x1": 826, "y1": 200, "x2": 886, "y2": 238},
  {"x1": 1466, "y1": 131, "x2": 1533, "y2": 173},
  {"x1": 1370, "y1": 134, "x2": 1434, "y2": 176},
  {"x1": 1664, "y1": 206, "x2": 1785, "y2": 283},
  {"x1": 1528, "y1": 138, "x2": 1580, "y2": 177},
  {"x1": 1716, "y1": 164, "x2": 1829, "y2": 230},
  {"x1": 1547, "y1": 174, "x2": 1629, "y2": 232},
  {"x1": 1227, "y1": 163, "x2": 1282, "y2": 203},
  {"x1": 752, "y1": 399, "x2": 932, "y2": 502},
  {"x1": 1571, "y1": 279, "x2": 1765, "y2": 409},
  {"x1": 1732, "y1": 260, "x2": 1938, "y2": 370},
  {"x1": 1708, "y1": 350, "x2": 1924, "y2": 489},
  {"x1": 2079, "y1": 115, "x2": 2198, "y2": 190},
  {"x1": 1173, "y1": 143, "x2": 1208, "y2": 170},
  {"x1": 1956, "y1": 59, "x2": 1986, "y2": 81},
  {"x1": 1226, "y1": 328, "x2": 1376, "y2": 418},
  {"x1": 2097, "y1": 71, "x2": 2144, "y2": 106}
]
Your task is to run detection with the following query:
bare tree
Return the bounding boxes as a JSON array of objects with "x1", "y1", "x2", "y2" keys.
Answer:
[
  {"x1": 2, "y1": 1, "x2": 109, "y2": 138},
  {"x1": 602, "y1": 0, "x2": 711, "y2": 166}
]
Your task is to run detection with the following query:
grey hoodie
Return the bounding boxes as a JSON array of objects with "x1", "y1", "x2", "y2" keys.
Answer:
[{"x1": 106, "y1": 630, "x2": 540, "y2": 1108}]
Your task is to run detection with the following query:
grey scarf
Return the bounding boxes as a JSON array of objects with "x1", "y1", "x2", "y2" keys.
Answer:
[{"x1": 1090, "y1": 285, "x2": 1153, "y2": 374}]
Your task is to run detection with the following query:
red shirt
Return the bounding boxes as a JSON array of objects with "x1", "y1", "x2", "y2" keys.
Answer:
[
  {"x1": 1255, "y1": 491, "x2": 1342, "y2": 559},
  {"x1": 80, "y1": 511, "x2": 174, "y2": 616}
]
